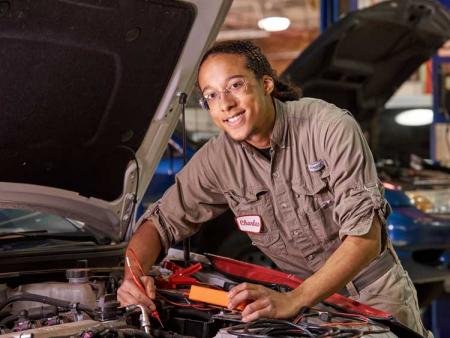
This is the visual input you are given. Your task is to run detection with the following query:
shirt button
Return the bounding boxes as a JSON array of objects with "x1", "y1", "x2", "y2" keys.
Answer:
[
  {"x1": 272, "y1": 172, "x2": 278, "y2": 178},
  {"x1": 293, "y1": 230, "x2": 300, "y2": 236},
  {"x1": 296, "y1": 194, "x2": 301, "y2": 198},
  {"x1": 281, "y1": 203, "x2": 288, "y2": 208},
  {"x1": 307, "y1": 254, "x2": 314, "y2": 261}
]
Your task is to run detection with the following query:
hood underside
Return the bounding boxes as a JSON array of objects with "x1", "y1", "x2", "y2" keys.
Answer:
[
  {"x1": 282, "y1": 0, "x2": 450, "y2": 123},
  {"x1": 0, "y1": 0, "x2": 196, "y2": 201},
  {"x1": 0, "y1": 0, "x2": 231, "y2": 240}
]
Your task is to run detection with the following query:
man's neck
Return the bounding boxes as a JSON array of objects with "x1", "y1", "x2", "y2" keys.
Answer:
[
  {"x1": 246, "y1": 137, "x2": 271, "y2": 149},
  {"x1": 246, "y1": 100, "x2": 276, "y2": 149}
]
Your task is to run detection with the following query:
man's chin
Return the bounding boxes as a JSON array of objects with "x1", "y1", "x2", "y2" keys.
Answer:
[{"x1": 226, "y1": 130, "x2": 248, "y2": 142}]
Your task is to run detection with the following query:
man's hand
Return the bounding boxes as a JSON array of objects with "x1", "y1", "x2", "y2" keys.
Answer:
[
  {"x1": 117, "y1": 275, "x2": 156, "y2": 310},
  {"x1": 116, "y1": 219, "x2": 163, "y2": 309},
  {"x1": 228, "y1": 283, "x2": 300, "y2": 322}
]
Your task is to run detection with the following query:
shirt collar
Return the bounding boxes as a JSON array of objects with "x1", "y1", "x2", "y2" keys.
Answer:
[
  {"x1": 233, "y1": 98, "x2": 289, "y2": 154},
  {"x1": 270, "y1": 98, "x2": 288, "y2": 149}
]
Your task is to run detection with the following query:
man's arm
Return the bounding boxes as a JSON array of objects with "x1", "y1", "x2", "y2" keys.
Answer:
[
  {"x1": 117, "y1": 219, "x2": 162, "y2": 309},
  {"x1": 228, "y1": 215, "x2": 381, "y2": 321}
]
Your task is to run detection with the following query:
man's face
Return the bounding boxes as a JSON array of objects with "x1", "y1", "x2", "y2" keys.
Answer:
[{"x1": 198, "y1": 53, "x2": 275, "y2": 147}]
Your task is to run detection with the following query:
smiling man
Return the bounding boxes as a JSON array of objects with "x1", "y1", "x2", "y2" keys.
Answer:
[{"x1": 118, "y1": 40, "x2": 428, "y2": 336}]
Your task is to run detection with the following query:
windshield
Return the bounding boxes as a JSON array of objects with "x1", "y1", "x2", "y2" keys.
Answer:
[
  {"x1": 0, "y1": 208, "x2": 107, "y2": 252},
  {"x1": 0, "y1": 209, "x2": 84, "y2": 234}
]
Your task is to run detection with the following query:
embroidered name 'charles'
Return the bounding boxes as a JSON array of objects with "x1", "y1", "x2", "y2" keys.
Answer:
[{"x1": 235, "y1": 215, "x2": 262, "y2": 233}]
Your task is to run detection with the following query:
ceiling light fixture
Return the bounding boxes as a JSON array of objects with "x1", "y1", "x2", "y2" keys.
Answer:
[
  {"x1": 257, "y1": 16, "x2": 290, "y2": 32},
  {"x1": 394, "y1": 109, "x2": 433, "y2": 126}
]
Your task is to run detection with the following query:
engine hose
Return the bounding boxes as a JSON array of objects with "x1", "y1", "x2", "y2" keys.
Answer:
[
  {"x1": 0, "y1": 305, "x2": 60, "y2": 328},
  {"x1": 0, "y1": 293, "x2": 95, "y2": 318},
  {"x1": 119, "y1": 328, "x2": 154, "y2": 337},
  {"x1": 152, "y1": 329, "x2": 196, "y2": 338},
  {"x1": 0, "y1": 314, "x2": 19, "y2": 328}
]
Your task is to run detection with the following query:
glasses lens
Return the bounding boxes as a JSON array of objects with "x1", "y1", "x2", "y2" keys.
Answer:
[
  {"x1": 228, "y1": 79, "x2": 246, "y2": 94},
  {"x1": 199, "y1": 97, "x2": 209, "y2": 111},
  {"x1": 200, "y1": 79, "x2": 247, "y2": 110}
]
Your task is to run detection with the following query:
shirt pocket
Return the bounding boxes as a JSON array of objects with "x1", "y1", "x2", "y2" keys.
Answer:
[
  {"x1": 248, "y1": 229, "x2": 287, "y2": 256},
  {"x1": 291, "y1": 180, "x2": 339, "y2": 244},
  {"x1": 224, "y1": 186, "x2": 271, "y2": 215},
  {"x1": 224, "y1": 187, "x2": 286, "y2": 256}
]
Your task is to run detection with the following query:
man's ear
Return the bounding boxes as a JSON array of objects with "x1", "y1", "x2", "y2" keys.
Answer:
[{"x1": 262, "y1": 75, "x2": 275, "y2": 96}]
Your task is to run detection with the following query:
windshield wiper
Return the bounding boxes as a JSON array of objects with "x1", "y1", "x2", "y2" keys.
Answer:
[
  {"x1": 0, "y1": 230, "x2": 108, "y2": 244},
  {"x1": 0, "y1": 230, "x2": 49, "y2": 238}
]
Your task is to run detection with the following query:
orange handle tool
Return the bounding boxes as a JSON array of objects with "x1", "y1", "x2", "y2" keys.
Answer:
[{"x1": 188, "y1": 285, "x2": 245, "y2": 311}]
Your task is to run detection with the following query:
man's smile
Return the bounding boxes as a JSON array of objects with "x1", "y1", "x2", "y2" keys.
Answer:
[{"x1": 223, "y1": 111, "x2": 245, "y2": 126}]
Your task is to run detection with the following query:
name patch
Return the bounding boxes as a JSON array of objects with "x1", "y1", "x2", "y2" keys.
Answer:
[{"x1": 235, "y1": 215, "x2": 262, "y2": 233}]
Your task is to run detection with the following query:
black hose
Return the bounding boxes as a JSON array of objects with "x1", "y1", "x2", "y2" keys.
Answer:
[
  {"x1": 0, "y1": 313, "x2": 18, "y2": 328},
  {"x1": 152, "y1": 329, "x2": 196, "y2": 338},
  {"x1": 0, "y1": 293, "x2": 95, "y2": 318},
  {"x1": 120, "y1": 328, "x2": 154, "y2": 337},
  {"x1": 0, "y1": 305, "x2": 59, "y2": 328}
]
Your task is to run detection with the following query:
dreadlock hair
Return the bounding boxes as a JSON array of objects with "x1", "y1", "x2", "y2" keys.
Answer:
[{"x1": 198, "y1": 40, "x2": 301, "y2": 102}]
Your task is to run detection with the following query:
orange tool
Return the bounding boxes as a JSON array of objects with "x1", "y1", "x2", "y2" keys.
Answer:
[{"x1": 188, "y1": 285, "x2": 245, "y2": 311}]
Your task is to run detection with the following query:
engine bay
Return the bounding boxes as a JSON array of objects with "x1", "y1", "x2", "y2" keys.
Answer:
[{"x1": 0, "y1": 249, "x2": 420, "y2": 338}]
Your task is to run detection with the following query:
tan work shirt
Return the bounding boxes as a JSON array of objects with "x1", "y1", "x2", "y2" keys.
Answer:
[{"x1": 141, "y1": 97, "x2": 390, "y2": 284}]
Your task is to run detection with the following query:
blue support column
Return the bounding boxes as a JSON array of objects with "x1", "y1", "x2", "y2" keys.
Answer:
[
  {"x1": 320, "y1": 0, "x2": 359, "y2": 32},
  {"x1": 437, "y1": 0, "x2": 450, "y2": 9},
  {"x1": 431, "y1": 56, "x2": 450, "y2": 162},
  {"x1": 333, "y1": 0, "x2": 339, "y2": 22},
  {"x1": 320, "y1": 0, "x2": 341, "y2": 31},
  {"x1": 349, "y1": 0, "x2": 358, "y2": 11}
]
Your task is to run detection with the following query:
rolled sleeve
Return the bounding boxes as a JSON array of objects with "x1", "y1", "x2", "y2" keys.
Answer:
[
  {"x1": 136, "y1": 202, "x2": 173, "y2": 254},
  {"x1": 335, "y1": 182, "x2": 387, "y2": 240},
  {"x1": 321, "y1": 111, "x2": 389, "y2": 240},
  {"x1": 136, "y1": 144, "x2": 228, "y2": 254}
]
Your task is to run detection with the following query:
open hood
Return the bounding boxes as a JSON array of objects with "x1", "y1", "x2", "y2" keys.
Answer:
[
  {"x1": 0, "y1": 0, "x2": 231, "y2": 241},
  {"x1": 282, "y1": 0, "x2": 450, "y2": 123}
]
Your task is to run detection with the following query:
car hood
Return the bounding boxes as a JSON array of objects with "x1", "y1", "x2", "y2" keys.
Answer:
[
  {"x1": 282, "y1": 0, "x2": 450, "y2": 123},
  {"x1": 0, "y1": 0, "x2": 231, "y2": 242}
]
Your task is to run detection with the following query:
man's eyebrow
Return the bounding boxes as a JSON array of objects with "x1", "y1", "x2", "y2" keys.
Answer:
[{"x1": 201, "y1": 74, "x2": 246, "y2": 93}]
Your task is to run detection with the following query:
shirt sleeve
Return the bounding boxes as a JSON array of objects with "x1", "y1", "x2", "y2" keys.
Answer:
[
  {"x1": 136, "y1": 143, "x2": 228, "y2": 254},
  {"x1": 321, "y1": 110, "x2": 390, "y2": 240}
]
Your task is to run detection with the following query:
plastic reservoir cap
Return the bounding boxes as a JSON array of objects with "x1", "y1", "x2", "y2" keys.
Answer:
[{"x1": 66, "y1": 268, "x2": 90, "y2": 283}]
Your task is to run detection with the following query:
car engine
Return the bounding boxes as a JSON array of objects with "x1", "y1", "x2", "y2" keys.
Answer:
[{"x1": 0, "y1": 250, "x2": 415, "y2": 338}]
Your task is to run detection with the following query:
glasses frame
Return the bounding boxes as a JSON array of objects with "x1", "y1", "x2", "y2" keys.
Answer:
[{"x1": 198, "y1": 78, "x2": 248, "y2": 111}]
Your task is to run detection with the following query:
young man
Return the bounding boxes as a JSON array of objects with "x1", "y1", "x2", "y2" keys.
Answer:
[{"x1": 118, "y1": 40, "x2": 427, "y2": 336}]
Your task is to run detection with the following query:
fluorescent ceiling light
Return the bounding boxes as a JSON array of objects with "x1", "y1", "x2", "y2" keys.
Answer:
[
  {"x1": 394, "y1": 109, "x2": 433, "y2": 126},
  {"x1": 257, "y1": 16, "x2": 290, "y2": 32}
]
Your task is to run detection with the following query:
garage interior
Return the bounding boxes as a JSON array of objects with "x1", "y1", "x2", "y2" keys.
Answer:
[{"x1": 1, "y1": 0, "x2": 450, "y2": 338}]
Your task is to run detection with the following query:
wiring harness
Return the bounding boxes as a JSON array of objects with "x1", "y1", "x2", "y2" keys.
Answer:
[{"x1": 225, "y1": 319, "x2": 390, "y2": 337}]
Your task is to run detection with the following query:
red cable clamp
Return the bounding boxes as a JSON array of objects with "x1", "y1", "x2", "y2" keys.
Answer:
[{"x1": 159, "y1": 262, "x2": 202, "y2": 288}]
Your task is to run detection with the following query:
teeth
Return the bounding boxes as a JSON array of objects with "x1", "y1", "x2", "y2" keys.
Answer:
[{"x1": 225, "y1": 112, "x2": 243, "y2": 122}]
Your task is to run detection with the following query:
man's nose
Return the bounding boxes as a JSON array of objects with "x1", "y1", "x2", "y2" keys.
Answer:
[{"x1": 219, "y1": 91, "x2": 236, "y2": 111}]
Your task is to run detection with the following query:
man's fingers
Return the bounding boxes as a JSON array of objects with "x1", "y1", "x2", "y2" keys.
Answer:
[
  {"x1": 241, "y1": 299, "x2": 271, "y2": 322},
  {"x1": 118, "y1": 279, "x2": 155, "y2": 310},
  {"x1": 228, "y1": 288, "x2": 261, "y2": 309},
  {"x1": 228, "y1": 282, "x2": 253, "y2": 297},
  {"x1": 228, "y1": 283, "x2": 268, "y2": 310}
]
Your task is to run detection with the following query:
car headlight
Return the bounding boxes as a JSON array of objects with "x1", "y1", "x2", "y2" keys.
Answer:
[
  {"x1": 405, "y1": 190, "x2": 450, "y2": 214},
  {"x1": 406, "y1": 193, "x2": 434, "y2": 213}
]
